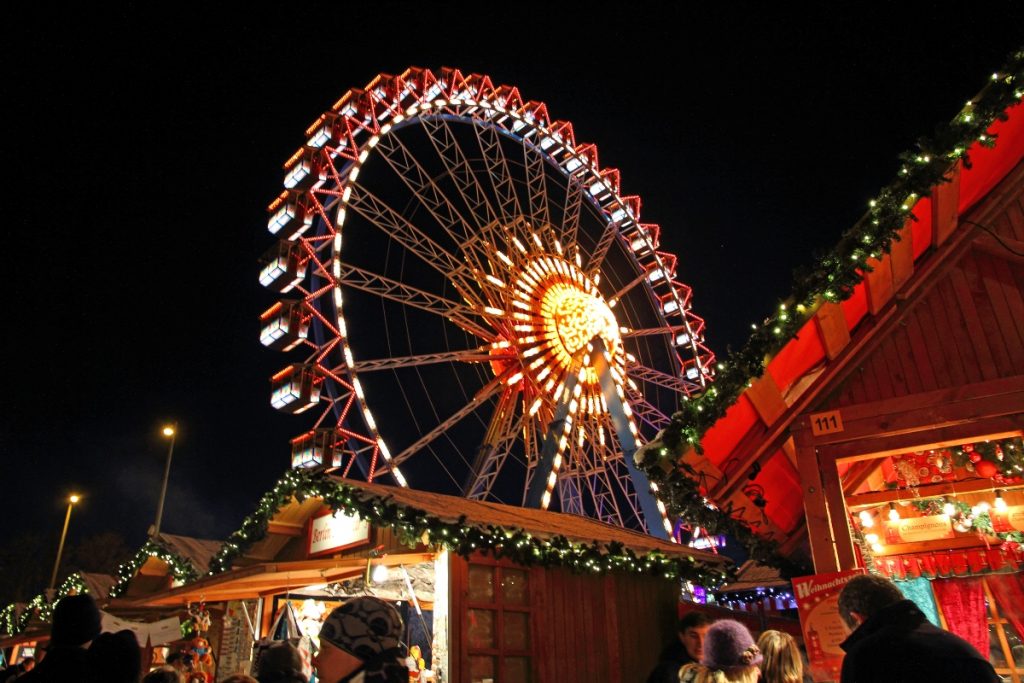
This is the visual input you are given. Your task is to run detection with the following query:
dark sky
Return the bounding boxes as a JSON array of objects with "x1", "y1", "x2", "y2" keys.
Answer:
[{"x1": 3, "y1": 5, "x2": 1022, "y2": 569}]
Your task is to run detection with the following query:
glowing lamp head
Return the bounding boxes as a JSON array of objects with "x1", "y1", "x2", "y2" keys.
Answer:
[
  {"x1": 942, "y1": 498, "x2": 956, "y2": 516},
  {"x1": 864, "y1": 533, "x2": 879, "y2": 545},
  {"x1": 994, "y1": 490, "x2": 1007, "y2": 511},
  {"x1": 162, "y1": 426, "x2": 176, "y2": 437},
  {"x1": 69, "y1": 494, "x2": 80, "y2": 504},
  {"x1": 871, "y1": 542, "x2": 884, "y2": 553},
  {"x1": 371, "y1": 563, "x2": 390, "y2": 583},
  {"x1": 888, "y1": 503, "x2": 900, "y2": 521},
  {"x1": 858, "y1": 510, "x2": 874, "y2": 528}
]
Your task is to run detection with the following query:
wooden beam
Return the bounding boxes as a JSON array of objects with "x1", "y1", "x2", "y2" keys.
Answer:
[
  {"x1": 746, "y1": 373, "x2": 787, "y2": 425},
  {"x1": 972, "y1": 232, "x2": 1024, "y2": 266},
  {"x1": 932, "y1": 162, "x2": 961, "y2": 247},
  {"x1": 266, "y1": 521, "x2": 305, "y2": 537},
  {"x1": 846, "y1": 475, "x2": 1024, "y2": 509},
  {"x1": 793, "y1": 426, "x2": 838, "y2": 573},
  {"x1": 841, "y1": 461, "x2": 879, "y2": 495},
  {"x1": 865, "y1": 254, "x2": 895, "y2": 315},
  {"x1": 819, "y1": 448, "x2": 858, "y2": 570},
  {"x1": 890, "y1": 220, "x2": 915, "y2": 291},
  {"x1": 814, "y1": 303, "x2": 850, "y2": 361},
  {"x1": 822, "y1": 416, "x2": 1023, "y2": 462},
  {"x1": 780, "y1": 436, "x2": 798, "y2": 470}
]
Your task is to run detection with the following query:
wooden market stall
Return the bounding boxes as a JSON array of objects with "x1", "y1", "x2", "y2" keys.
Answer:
[
  {"x1": 123, "y1": 475, "x2": 731, "y2": 683},
  {"x1": 645, "y1": 61, "x2": 1024, "y2": 681}
]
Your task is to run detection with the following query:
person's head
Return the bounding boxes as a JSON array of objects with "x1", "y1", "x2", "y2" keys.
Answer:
[
  {"x1": 837, "y1": 574, "x2": 904, "y2": 629},
  {"x1": 677, "y1": 612, "x2": 714, "y2": 662},
  {"x1": 50, "y1": 594, "x2": 102, "y2": 648},
  {"x1": 316, "y1": 597, "x2": 405, "y2": 682},
  {"x1": 256, "y1": 641, "x2": 307, "y2": 683},
  {"x1": 142, "y1": 669, "x2": 183, "y2": 683},
  {"x1": 756, "y1": 630, "x2": 803, "y2": 683},
  {"x1": 701, "y1": 620, "x2": 762, "y2": 682},
  {"x1": 166, "y1": 651, "x2": 192, "y2": 671},
  {"x1": 88, "y1": 629, "x2": 142, "y2": 683}
]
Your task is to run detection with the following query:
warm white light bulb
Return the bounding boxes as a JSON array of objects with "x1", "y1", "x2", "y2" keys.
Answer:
[
  {"x1": 865, "y1": 533, "x2": 879, "y2": 545},
  {"x1": 974, "y1": 501, "x2": 990, "y2": 515},
  {"x1": 372, "y1": 564, "x2": 389, "y2": 583},
  {"x1": 888, "y1": 504, "x2": 900, "y2": 521},
  {"x1": 871, "y1": 543, "x2": 884, "y2": 553},
  {"x1": 994, "y1": 492, "x2": 1007, "y2": 511},
  {"x1": 942, "y1": 500, "x2": 956, "y2": 516},
  {"x1": 858, "y1": 511, "x2": 874, "y2": 528}
]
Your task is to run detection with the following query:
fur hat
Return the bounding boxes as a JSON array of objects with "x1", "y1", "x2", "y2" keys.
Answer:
[
  {"x1": 50, "y1": 594, "x2": 102, "y2": 647},
  {"x1": 319, "y1": 597, "x2": 403, "y2": 660},
  {"x1": 702, "y1": 619, "x2": 763, "y2": 670}
]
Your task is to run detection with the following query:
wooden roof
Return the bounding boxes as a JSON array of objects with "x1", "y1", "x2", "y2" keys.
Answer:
[{"x1": 684, "y1": 104, "x2": 1024, "y2": 561}]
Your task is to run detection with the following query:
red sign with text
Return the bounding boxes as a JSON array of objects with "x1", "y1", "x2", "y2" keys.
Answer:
[{"x1": 792, "y1": 569, "x2": 864, "y2": 683}]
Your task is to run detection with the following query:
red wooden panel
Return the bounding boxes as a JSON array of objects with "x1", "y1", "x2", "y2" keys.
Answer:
[
  {"x1": 910, "y1": 196, "x2": 934, "y2": 261},
  {"x1": 884, "y1": 331, "x2": 921, "y2": 395},
  {"x1": 759, "y1": 450, "x2": 803, "y2": 533},
  {"x1": 841, "y1": 285, "x2": 870, "y2": 333},
  {"x1": 1005, "y1": 197, "x2": 1024, "y2": 241},
  {"x1": 992, "y1": 257, "x2": 1024, "y2": 357},
  {"x1": 924, "y1": 284, "x2": 970, "y2": 386},
  {"x1": 867, "y1": 341, "x2": 897, "y2": 399},
  {"x1": 939, "y1": 277, "x2": 986, "y2": 382},
  {"x1": 700, "y1": 396, "x2": 759, "y2": 469},
  {"x1": 976, "y1": 252, "x2": 1024, "y2": 374},
  {"x1": 949, "y1": 265, "x2": 999, "y2": 381},
  {"x1": 958, "y1": 105, "x2": 1024, "y2": 215},
  {"x1": 962, "y1": 252, "x2": 1014, "y2": 378},
  {"x1": 767, "y1": 317, "x2": 827, "y2": 393}
]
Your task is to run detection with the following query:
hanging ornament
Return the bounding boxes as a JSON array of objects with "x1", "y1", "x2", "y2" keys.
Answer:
[
  {"x1": 969, "y1": 453, "x2": 982, "y2": 463},
  {"x1": 976, "y1": 460, "x2": 999, "y2": 478}
]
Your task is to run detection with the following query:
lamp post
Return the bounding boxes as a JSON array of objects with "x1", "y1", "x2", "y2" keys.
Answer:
[
  {"x1": 48, "y1": 494, "x2": 80, "y2": 596},
  {"x1": 151, "y1": 424, "x2": 177, "y2": 538}
]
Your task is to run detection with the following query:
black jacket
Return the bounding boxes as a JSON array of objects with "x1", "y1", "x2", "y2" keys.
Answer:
[
  {"x1": 839, "y1": 599, "x2": 999, "y2": 683},
  {"x1": 17, "y1": 646, "x2": 91, "y2": 683},
  {"x1": 647, "y1": 640, "x2": 696, "y2": 683}
]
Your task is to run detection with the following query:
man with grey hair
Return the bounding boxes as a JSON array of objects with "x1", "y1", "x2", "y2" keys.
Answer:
[{"x1": 837, "y1": 574, "x2": 998, "y2": 682}]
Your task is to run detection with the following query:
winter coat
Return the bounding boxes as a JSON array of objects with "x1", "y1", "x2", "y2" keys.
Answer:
[
  {"x1": 646, "y1": 640, "x2": 697, "y2": 683},
  {"x1": 18, "y1": 646, "x2": 92, "y2": 683},
  {"x1": 839, "y1": 599, "x2": 999, "y2": 683}
]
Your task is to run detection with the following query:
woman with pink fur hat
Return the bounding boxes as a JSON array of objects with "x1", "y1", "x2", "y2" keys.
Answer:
[{"x1": 678, "y1": 619, "x2": 762, "y2": 683}]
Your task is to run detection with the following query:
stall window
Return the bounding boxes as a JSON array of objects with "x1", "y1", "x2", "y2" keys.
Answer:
[
  {"x1": 465, "y1": 560, "x2": 532, "y2": 683},
  {"x1": 982, "y1": 578, "x2": 1024, "y2": 683}
]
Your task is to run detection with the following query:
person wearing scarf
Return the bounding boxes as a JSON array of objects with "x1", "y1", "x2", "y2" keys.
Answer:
[{"x1": 314, "y1": 597, "x2": 407, "y2": 683}]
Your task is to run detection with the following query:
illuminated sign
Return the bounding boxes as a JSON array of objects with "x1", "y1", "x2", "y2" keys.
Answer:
[
  {"x1": 884, "y1": 514, "x2": 955, "y2": 544},
  {"x1": 308, "y1": 510, "x2": 370, "y2": 557},
  {"x1": 990, "y1": 505, "x2": 1024, "y2": 533}
]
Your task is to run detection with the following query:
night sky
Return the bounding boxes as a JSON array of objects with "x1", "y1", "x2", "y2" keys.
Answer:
[{"x1": 3, "y1": 5, "x2": 1022, "y2": 575}]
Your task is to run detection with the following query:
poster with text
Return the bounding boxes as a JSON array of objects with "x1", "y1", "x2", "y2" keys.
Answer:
[{"x1": 793, "y1": 569, "x2": 864, "y2": 682}]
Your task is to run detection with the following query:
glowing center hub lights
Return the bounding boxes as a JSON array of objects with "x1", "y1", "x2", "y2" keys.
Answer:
[{"x1": 542, "y1": 284, "x2": 619, "y2": 369}]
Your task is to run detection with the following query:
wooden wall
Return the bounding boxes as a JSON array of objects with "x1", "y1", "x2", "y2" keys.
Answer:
[{"x1": 825, "y1": 183, "x2": 1024, "y2": 409}]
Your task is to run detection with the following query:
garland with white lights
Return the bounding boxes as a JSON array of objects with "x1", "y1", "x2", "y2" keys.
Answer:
[
  {"x1": 0, "y1": 574, "x2": 88, "y2": 636},
  {"x1": 636, "y1": 47, "x2": 1024, "y2": 575},
  {"x1": 910, "y1": 498, "x2": 1024, "y2": 551},
  {"x1": 107, "y1": 539, "x2": 200, "y2": 599},
  {"x1": 206, "y1": 468, "x2": 731, "y2": 587}
]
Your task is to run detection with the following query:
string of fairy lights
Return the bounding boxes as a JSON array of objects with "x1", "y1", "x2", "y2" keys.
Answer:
[
  {"x1": 0, "y1": 574, "x2": 86, "y2": 636},
  {"x1": 206, "y1": 469, "x2": 729, "y2": 586},
  {"x1": 636, "y1": 46, "x2": 1024, "y2": 575},
  {"x1": 107, "y1": 539, "x2": 200, "y2": 599}
]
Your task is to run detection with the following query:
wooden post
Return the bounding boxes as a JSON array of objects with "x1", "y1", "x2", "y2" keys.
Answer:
[
  {"x1": 818, "y1": 451, "x2": 858, "y2": 570},
  {"x1": 793, "y1": 424, "x2": 838, "y2": 573}
]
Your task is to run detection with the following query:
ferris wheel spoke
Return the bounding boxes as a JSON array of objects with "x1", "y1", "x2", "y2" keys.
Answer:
[
  {"x1": 345, "y1": 182, "x2": 479, "y2": 298},
  {"x1": 350, "y1": 347, "x2": 511, "y2": 373},
  {"x1": 373, "y1": 132, "x2": 491, "y2": 275},
  {"x1": 607, "y1": 265, "x2": 656, "y2": 305},
  {"x1": 419, "y1": 117, "x2": 500, "y2": 232},
  {"x1": 464, "y1": 388, "x2": 524, "y2": 500},
  {"x1": 621, "y1": 324, "x2": 689, "y2": 339},
  {"x1": 623, "y1": 388, "x2": 671, "y2": 431},
  {"x1": 473, "y1": 124, "x2": 522, "y2": 222},
  {"x1": 585, "y1": 219, "x2": 621, "y2": 275},
  {"x1": 560, "y1": 173, "x2": 586, "y2": 251},
  {"x1": 335, "y1": 263, "x2": 495, "y2": 341},
  {"x1": 522, "y1": 137, "x2": 551, "y2": 231},
  {"x1": 385, "y1": 372, "x2": 509, "y2": 469},
  {"x1": 626, "y1": 362, "x2": 693, "y2": 394}
]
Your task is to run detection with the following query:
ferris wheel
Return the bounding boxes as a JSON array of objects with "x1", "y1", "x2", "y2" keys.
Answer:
[{"x1": 258, "y1": 67, "x2": 715, "y2": 537}]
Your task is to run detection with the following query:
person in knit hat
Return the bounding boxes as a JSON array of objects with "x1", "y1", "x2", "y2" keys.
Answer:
[
  {"x1": 678, "y1": 619, "x2": 762, "y2": 683},
  {"x1": 21, "y1": 594, "x2": 102, "y2": 682},
  {"x1": 314, "y1": 597, "x2": 407, "y2": 683}
]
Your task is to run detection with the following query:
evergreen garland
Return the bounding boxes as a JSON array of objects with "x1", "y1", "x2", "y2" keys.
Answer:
[
  {"x1": 107, "y1": 539, "x2": 200, "y2": 599},
  {"x1": 636, "y1": 47, "x2": 1024, "y2": 576},
  {"x1": 911, "y1": 498, "x2": 1024, "y2": 550},
  {"x1": 0, "y1": 574, "x2": 87, "y2": 636},
  {"x1": 206, "y1": 468, "x2": 731, "y2": 587}
]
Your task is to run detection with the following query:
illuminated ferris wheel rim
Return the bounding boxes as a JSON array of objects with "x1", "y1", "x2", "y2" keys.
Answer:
[{"x1": 268, "y1": 67, "x2": 714, "y2": 491}]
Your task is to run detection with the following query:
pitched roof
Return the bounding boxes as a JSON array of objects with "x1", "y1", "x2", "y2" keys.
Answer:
[{"x1": 153, "y1": 533, "x2": 222, "y2": 575}]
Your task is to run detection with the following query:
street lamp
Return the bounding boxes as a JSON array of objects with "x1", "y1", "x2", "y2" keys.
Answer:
[
  {"x1": 151, "y1": 423, "x2": 177, "y2": 538},
  {"x1": 48, "y1": 494, "x2": 80, "y2": 596}
]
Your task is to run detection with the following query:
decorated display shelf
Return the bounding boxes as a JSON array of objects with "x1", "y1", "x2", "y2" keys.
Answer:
[
  {"x1": 635, "y1": 46, "x2": 1024, "y2": 574},
  {"x1": 0, "y1": 573, "x2": 88, "y2": 637},
  {"x1": 207, "y1": 468, "x2": 731, "y2": 586}
]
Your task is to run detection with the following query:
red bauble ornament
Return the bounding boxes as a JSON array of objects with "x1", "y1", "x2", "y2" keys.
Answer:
[
  {"x1": 975, "y1": 460, "x2": 999, "y2": 478},
  {"x1": 964, "y1": 444, "x2": 974, "y2": 453},
  {"x1": 969, "y1": 453, "x2": 982, "y2": 463}
]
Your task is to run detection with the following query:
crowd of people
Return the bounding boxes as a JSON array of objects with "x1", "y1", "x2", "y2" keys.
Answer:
[
  {"x1": 0, "y1": 594, "x2": 408, "y2": 683},
  {"x1": 646, "y1": 574, "x2": 1001, "y2": 683},
  {"x1": 1, "y1": 573, "x2": 1007, "y2": 682}
]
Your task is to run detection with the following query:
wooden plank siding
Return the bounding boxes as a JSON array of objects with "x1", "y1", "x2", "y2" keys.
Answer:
[{"x1": 817, "y1": 169, "x2": 1024, "y2": 411}]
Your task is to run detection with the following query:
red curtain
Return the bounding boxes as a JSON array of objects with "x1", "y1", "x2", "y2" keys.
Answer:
[
  {"x1": 932, "y1": 577, "x2": 989, "y2": 658},
  {"x1": 988, "y1": 574, "x2": 1024, "y2": 641}
]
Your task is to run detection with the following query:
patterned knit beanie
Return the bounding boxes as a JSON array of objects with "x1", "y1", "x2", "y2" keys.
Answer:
[
  {"x1": 702, "y1": 619, "x2": 763, "y2": 671},
  {"x1": 319, "y1": 597, "x2": 403, "y2": 660}
]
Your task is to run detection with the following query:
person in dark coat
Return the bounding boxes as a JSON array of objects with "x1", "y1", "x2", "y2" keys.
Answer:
[
  {"x1": 20, "y1": 594, "x2": 101, "y2": 682},
  {"x1": 646, "y1": 611, "x2": 714, "y2": 683},
  {"x1": 837, "y1": 574, "x2": 999, "y2": 683}
]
